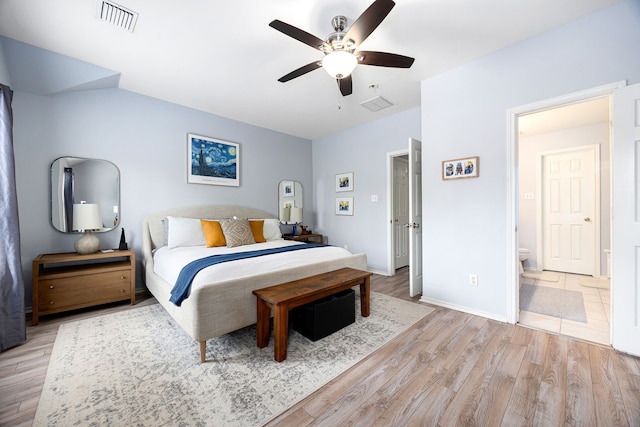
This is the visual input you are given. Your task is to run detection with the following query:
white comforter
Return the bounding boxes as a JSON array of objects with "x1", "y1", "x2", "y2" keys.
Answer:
[{"x1": 153, "y1": 240, "x2": 354, "y2": 290}]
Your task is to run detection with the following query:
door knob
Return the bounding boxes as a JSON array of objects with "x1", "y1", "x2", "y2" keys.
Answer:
[
  {"x1": 405, "y1": 223, "x2": 411, "y2": 228},
  {"x1": 412, "y1": 223, "x2": 420, "y2": 229},
  {"x1": 584, "y1": 217, "x2": 591, "y2": 222}
]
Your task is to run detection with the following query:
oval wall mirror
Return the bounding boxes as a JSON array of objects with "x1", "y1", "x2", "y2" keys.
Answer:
[
  {"x1": 278, "y1": 180, "x2": 302, "y2": 223},
  {"x1": 50, "y1": 156, "x2": 120, "y2": 233}
]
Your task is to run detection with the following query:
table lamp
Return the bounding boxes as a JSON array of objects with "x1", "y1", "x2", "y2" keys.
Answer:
[
  {"x1": 72, "y1": 202, "x2": 102, "y2": 254},
  {"x1": 289, "y1": 207, "x2": 303, "y2": 236},
  {"x1": 279, "y1": 206, "x2": 291, "y2": 224}
]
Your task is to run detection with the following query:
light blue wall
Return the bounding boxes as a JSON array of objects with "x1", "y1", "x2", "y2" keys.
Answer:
[
  {"x1": 312, "y1": 107, "x2": 421, "y2": 273},
  {"x1": 13, "y1": 88, "x2": 311, "y2": 304},
  {"x1": 420, "y1": 0, "x2": 640, "y2": 319}
]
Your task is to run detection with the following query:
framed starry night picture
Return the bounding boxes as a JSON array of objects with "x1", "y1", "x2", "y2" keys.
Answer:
[{"x1": 187, "y1": 133, "x2": 240, "y2": 186}]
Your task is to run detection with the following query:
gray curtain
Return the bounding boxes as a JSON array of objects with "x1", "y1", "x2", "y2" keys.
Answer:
[{"x1": 0, "y1": 84, "x2": 26, "y2": 352}]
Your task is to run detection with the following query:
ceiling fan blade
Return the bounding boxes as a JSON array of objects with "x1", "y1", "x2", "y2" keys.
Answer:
[
  {"x1": 338, "y1": 76, "x2": 353, "y2": 96},
  {"x1": 278, "y1": 61, "x2": 322, "y2": 83},
  {"x1": 269, "y1": 20, "x2": 329, "y2": 51},
  {"x1": 357, "y1": 51, "x2": 414, "y2": 68},
  {"x1": 344, "y1": 0, "x2": 395, "y2": 47}
]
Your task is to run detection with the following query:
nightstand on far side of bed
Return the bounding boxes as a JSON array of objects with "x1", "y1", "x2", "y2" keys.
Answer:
[{"x1": 283, "y1": 233, "x2": 324, "y2": 244}]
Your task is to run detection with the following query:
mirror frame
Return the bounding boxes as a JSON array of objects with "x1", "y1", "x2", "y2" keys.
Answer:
[
  {"x1": 278, "y1": 180, "x2": 303, "y2": 223},
  {"x1": 50, "y1": 156, "x2": 121, "y2": 233}
]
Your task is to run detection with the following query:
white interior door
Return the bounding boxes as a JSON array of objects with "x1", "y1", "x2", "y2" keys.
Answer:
[
  {"x1": 408, "y1": 138, "x2": 423, "y2": 297},
  {"x1": 393, "y1": 156, "x2": 409, "y2": 269},
  {"x1": 612, "y1": 82, "x2": 640, "y2": 356},
  {"x1": 540, "y1": 145, "x2": 598, "y2": 275}
]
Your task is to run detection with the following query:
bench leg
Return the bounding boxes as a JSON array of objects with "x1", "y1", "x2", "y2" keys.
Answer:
[
  {"x1": 360, "y1": 276, "x2": 371, "y2": 317},
  {"x1": 199, "y1": 340, "x2": 206, "y2": 363},
  {"x1": 256, "y1": 298, "x2": 270, "y2": 348},
  {"x1": 273, "y1": 304, "x2": 289, "y2": 362}
]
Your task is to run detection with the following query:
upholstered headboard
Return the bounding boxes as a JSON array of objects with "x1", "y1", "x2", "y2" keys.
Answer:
[{"x1": 142, "y1": 205, "x2": 276, "y2": 254}]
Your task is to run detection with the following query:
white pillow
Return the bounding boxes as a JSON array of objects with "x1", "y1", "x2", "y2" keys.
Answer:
[
  {"x1": 165, "y1": 216, "x2": 206, "y2": 249},
  {"x1": 261, "y1": 218, "x2": 283, "y2": 241}
]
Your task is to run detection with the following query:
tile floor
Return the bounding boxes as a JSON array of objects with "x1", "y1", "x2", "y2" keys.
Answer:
[{"x1": 518, "y1": 271, "x2": 611, "y2": 346}]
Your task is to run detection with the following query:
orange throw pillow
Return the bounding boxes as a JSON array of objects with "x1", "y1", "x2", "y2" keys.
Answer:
[
  {"x1": 200, "y1": 219, "x2": 227, "y2": 247},
  {"x1": 249, "y1": 220, "x2": 266, "y2": 243}
]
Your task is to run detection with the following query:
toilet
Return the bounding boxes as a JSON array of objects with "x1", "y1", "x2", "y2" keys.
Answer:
[{"x1": 518, "y1": 248, "x2": 531, "y2": 275}]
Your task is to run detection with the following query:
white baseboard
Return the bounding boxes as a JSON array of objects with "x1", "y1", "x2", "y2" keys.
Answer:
[{"x1": 419, "y1": 296, "x2": 510, "y2": 324}]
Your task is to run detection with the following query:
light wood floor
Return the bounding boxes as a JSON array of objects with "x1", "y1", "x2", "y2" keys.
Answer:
[
  {"x1": 267, "y1": 268, "x2": 640, "y2": 426},
  {"x1": 2, "y1": 268, "x2": 639, "y2": 426}
]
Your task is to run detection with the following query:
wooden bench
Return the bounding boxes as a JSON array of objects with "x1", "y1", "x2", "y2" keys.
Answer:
[{"x1": 252, "y1": 267, "x2": 372, "y2": 362}]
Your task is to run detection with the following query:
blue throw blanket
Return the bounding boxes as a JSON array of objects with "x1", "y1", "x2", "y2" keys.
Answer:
[{"x1": 169, "y1": 243, "x2": 327, "y2": 306}]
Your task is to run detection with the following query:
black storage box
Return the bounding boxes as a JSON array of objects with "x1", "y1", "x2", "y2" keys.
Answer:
[{"x1": 291, "y1": 289, "x2": 356, "y2": 341}]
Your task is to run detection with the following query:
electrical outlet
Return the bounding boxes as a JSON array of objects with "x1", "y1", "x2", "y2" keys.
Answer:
[{"x1": 469, "y1": 274, "x2": 478, "y2": 286}]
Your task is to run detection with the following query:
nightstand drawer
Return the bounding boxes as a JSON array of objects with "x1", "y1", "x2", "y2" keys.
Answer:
[
  {"x1": 39, "y1": 269, "x2": 130, "y2": 293},
  {"x1": 38, "y1": 270, "x2": 131, "y2": 313}
]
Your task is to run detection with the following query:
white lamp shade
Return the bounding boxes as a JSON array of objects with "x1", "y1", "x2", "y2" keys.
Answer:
[
  {"x1": 72, "y1": 203, "x2": 102, "y2": 231},
  {"x1": 289, "y1": 207, "x2": 303, "y2": 224},
  {"x1": 279, "y1": 207, "x2": 291, "y2": 222},
  {"x1": 322, "y1": 51, "x2": 357, "y2": 79}
]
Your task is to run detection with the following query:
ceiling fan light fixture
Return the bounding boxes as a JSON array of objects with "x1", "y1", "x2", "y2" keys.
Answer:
[{"x1": 322, "y1": 51, "x2": 357, "y2": 79}]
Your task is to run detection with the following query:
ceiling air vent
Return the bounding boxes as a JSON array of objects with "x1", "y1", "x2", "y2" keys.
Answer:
[
  {"x1": 97, "y1": 0, "x2": 138, "y2": 32},
  {"x1": 360, "y1": 96, "x2": 394, "y2": 112}
]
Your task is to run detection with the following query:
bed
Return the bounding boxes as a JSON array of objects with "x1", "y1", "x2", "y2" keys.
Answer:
[{"x1": 141, "y1": 205, "x2": 368, "y2": 362}]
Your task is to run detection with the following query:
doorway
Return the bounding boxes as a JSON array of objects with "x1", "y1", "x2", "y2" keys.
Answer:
[
  {"x1": 387, "y1": 138, "x2": 423, "y2": 297},
  {"x1": 513, "y1": 93, "x2": 612, "y2": 345},
  {"x1": 388, "y1": 149, "x2": 410, "y2": 275},
  {"x1": 392, "y1": 155, "x2": 410, "y2": 270}
]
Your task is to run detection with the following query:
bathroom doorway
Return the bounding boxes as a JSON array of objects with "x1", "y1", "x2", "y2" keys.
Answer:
[{"x1": 516, "y1": 96, "x2": 611, "y2": 345}]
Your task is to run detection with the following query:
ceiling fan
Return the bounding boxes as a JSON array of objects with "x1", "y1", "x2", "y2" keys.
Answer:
[{"x1": 269, "y1": 0, "x2": 414, "y2": 96}]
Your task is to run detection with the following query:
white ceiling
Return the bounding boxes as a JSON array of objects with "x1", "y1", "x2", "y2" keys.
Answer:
[{"x1": 0, "y1": 0, "x2": 622, "y2": 140}]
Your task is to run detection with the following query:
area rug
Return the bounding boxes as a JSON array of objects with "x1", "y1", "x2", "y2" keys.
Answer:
[
  {"x1": 34, "y1": 292, "x2": 433, "y2": 427},
  {"x1": 521, "y1": 271, "x2": 560, "y2": 282},
  {"x1": 520, "y1": 283, "x2": 587, "y2": 323},
  {"x1": 579, "y1": 276, "x2": 610, "y2": 290}
]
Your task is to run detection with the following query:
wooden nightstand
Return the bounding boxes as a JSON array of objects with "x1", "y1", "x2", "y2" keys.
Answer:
[
  {"x1": 32, "y1": 250, "x2": 136, "y2": 325},
  {"x1": 283, "y1": 233, "x2": 324, "y2": 244}
]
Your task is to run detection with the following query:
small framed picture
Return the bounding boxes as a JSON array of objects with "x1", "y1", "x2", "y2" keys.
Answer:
[
  {"x1": 282, "y1": 199, "x2": 294, "y2": 209},
  {"x1": 335, "y1": 197, "x2": 354, "y2": 216},
  {"x1": 442, "y1": 156, "x2": 479, "y2": 180},
  {"x1": 188, "y1": 133, "x2": 240, "y2": 186},
  {"x1": 335, "y1": 172, "x2": 354, "y2": 192},
  {"x1": 281, "y1": 181, "x2": 294, "y2": 197}
]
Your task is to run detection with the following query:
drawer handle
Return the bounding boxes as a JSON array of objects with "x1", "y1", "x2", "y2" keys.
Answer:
[
  {"x1": 49, "y1": 301, "x2": 54, "y2": 305},
  {"x1": 49, "y1": 285, "x2": 54, "y2": 289},
  {"x1": 121, "y1": 276, "x2": 126, "y2": 279},
  {"x1": 120, "y1": 289, "x2": 126, "y2": 293}
]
